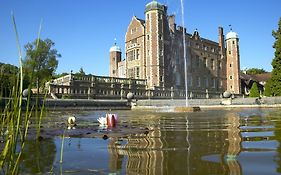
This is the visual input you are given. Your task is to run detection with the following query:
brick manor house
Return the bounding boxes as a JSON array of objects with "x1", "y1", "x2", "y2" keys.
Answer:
[
  {"x1": 47, "y1": 0, "x2": 241, "y2": 100},
  {"x1": 109, "y1": 0, "x2": 241, "y2": 95}
]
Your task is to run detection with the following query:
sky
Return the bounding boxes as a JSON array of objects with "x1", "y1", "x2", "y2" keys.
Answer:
[{"x1": 0, "y1": 0, "x2": 280, "y2": 76}]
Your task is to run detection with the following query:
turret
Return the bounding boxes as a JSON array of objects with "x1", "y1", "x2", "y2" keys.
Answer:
[
  {"x1": 226, "y1": 29, "x2": 241, "y2": 94},
  {"x1": 145, "y1": 0, "x2": 167, "y2": 87},
  {"x1": 109, "y1": 42, "x2": 122, "y2": 77}
]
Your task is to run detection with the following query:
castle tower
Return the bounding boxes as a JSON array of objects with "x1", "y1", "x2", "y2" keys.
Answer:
[
  {"x1": 109, "y1": 42, "x2": 122, "y2": 77},
  {"x1": 145, "y1": 0, "x2": 167, "y2": 87},
  {"x1": 226, "y1": 30, "x2": 241, "y2": 94}
]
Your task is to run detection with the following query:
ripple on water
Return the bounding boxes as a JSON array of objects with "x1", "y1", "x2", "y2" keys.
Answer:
[{"x1": 242, "y1": 140, "x2": 279, "y2": 151}]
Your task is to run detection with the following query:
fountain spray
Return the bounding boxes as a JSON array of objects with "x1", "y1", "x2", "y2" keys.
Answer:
[{"x1": 180, "y1": 0, "x2": 188, "y2": 107}]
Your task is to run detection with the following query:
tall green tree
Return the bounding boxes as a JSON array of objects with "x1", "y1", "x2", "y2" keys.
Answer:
[
  {"x1": 0, "y1": 63, "x2": 28, "y2": 97},
  {"x1": 23, "y1": 39, "x2": 60, "y2": 93},
  {"x1": 263, "y1": 80, "x2": 272, "y2": 97},
  {"x1": 249, "y1": 82, "x2": 260, "y2": 97},
  {"x1": 0, "y1": 64, "x2": 15, "y2": 97},
  {"x1": 269, "y1": 17, "x2": 281, "y2": 96}
]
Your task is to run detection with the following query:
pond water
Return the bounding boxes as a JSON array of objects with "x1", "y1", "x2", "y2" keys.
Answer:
[{"x1": 19, "y1": 108, "x2": 281, "y2": 175}]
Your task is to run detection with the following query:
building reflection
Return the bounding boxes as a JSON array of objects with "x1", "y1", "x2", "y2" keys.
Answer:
[
  {"x1": 108, "y1": 125, "x2": 164, "y2": 175},
  {"x1": 107, "y1": 138, "x2": 124, "y2": 172},
  {"x1": 107, "y1": 111, "x2": 245, "y2": 175},
  {"x1": 225, "y1": 112, "x2": 242, "y2": 175}
]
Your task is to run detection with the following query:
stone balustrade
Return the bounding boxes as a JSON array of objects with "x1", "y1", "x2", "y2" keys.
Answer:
[{"x1": 47, "y1": 74, "x2": 222, "y2": 99}]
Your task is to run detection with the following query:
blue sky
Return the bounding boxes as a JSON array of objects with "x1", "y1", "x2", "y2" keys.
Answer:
[{"x1": 0, "y1": 0, "x2": 280, "y2": 76}]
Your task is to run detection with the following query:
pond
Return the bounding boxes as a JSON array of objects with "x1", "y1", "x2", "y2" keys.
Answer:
[{"x1": 18, "y1": 108, "x2": 281, "y2": 175}]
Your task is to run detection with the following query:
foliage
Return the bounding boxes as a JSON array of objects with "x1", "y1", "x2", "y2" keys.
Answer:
[
  {"x1": 74, "y1": 67, "x2": 86, "y2": 77},
  {"x1": 249, "y1": 82, "x2": 260, "y2": 97},
  {"x1": 23, "y1": 38, "x2": 60, "y2": 92},
  {"x1": 0, "y1": 63, "x2": 30, "y2": 97},
  {"x1": 246, "y1": 68, "x2": 267, "y2": 75},
  {"x1": 264, "y1": 80, "x2": 272, "y2": 97},
  {"x1": 268, "y1": 17, "x2": 281, "y2": 96},
  {"x1": 0, "y1": 63, "x2": 17, "y2": 96},
  {"x1": 79, "y1": 67, "x2": 85, "y2": 75},
  {"x1": 53, "y1": 72, "x2": 68, "y2": 79},
  {"x1": 61, "y1": 94, "x2": 71, "y2": 99},
  {"x1": 0, "y1": 62, "x2": 18, "y2": 74}
]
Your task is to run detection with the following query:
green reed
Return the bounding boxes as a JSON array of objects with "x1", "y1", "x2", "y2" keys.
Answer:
[
  {"x1": 59, "y1": 130, "x2": 65, "y2": 164},
  {"x1": 0, "y1": 13, "x2": 45, "y2": 175}
]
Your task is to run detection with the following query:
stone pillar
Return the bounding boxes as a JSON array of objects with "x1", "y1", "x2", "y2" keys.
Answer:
[
  {"x1": 147, "y1": 89, "x2": 151, "y2": 100},
  {"x1": 189, "y1": 91, "x2": 193, "y2": 99},
  {"x1": 171, "y1": 87, "x2": 174, "y2": 100},
  {"x1": 111, "y1": 83, "x2": 114, "y2": 96},
  {"x1": 128, "y1": 79, "x2": 132, "y2": 90},
  {"x1": 206, "y1": 89, "x2": 209, "y2": 99},
  {"x1": 120, "y1": 84, "x2": 124, "y2": 100},
  {"x1": 88, "y1": 87, "x2": 91, "y2": 99}
]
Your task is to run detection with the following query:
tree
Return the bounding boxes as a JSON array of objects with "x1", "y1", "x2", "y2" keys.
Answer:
[
  {"x1": 23, "y1": 39, "x2": 60, "y2": 93},
  {"x1": 79, "y1": 67, "x2": 85, "y2": 75},
  {"x1": 246, "y1": 68, "x2": 267, "y2": 75},
  {"x1": 75, "y1": 67, "x2": 86, "y2": 76},
  {"x1": 264, "y1": 80, "x2": 272, "y2": 97},
  {"x1": 249, "y1": 82, "x2": 260, "y2": 97},
  {"x1": 53, "y1": 72, "x2": 68, "y2": 79},
  {"x1": 268, "y1": 17, "x2": 281, "y2": 96},
  {"x1": 0, "y1": 62, "x2": 31, "y2": 97},
  {"x1": 1, "y1": 63, "x2": 17, "y2": 97}
]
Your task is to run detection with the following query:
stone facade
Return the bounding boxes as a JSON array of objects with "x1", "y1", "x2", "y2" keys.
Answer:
[{"x1": 109, "y1": 0, "x2": 241, "y2": 95}]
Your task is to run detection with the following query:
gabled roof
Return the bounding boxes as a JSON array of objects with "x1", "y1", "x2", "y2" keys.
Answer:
[
  {"x1": 136, "y1": 17, "x2": 145, "y2": 26},
  {"x1": 251, "y1": 73, "x2": 271, "y2": 82},
  {"x1": 240, "y1": 72, "x2": 271, "y2": 83}
]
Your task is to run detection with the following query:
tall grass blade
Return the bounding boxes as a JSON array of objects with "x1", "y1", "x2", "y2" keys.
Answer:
[{"x1": 60, "y1": 130, "x2": 65, "y2": 164}]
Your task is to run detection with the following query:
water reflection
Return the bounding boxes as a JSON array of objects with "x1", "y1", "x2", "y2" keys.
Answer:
[
  {"x1": 108, "y1": 138, "x2": 124, "y2": 172},
  {"x1": 20, "y1": 138, "x2": 56, "y2": 174},
  {"x1": 18, "y1": 109, "x2": 281, "y2": 175},
  {"x1": 238, "y1": 109, "x2": 281, "y2": 175},
  {"x1": 274, "y1": 112, "x2": 281, "y2": 173},
  {"x1": 225, "y1": 112, "x2": 242, "y2": 175},
  {"x1": 107, "y1": 111, "x2": 241, "y2": 175}
]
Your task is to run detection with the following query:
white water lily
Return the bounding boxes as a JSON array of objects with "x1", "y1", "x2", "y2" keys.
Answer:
[
  {"x1": 97, "y1": 117, "x2": 107, "y2": 126},
  {"x1": 97, "y1": 114, "x2": 118, "y2": 127}
]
